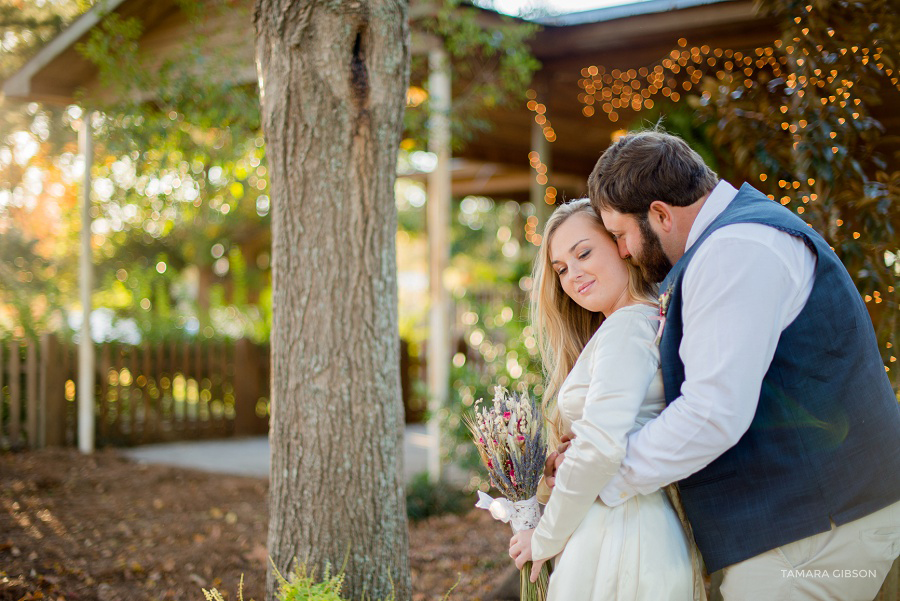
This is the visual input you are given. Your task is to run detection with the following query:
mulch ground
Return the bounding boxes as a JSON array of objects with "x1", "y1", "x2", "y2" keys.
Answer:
[{"x1": 0, "y1": 449, "x2": 514, "y2": 601}]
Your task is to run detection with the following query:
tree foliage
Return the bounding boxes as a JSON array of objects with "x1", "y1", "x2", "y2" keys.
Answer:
[
  {"x1": 1, "y1": 0, "x2": 272, "y2": 340},
  {"x1": 0, "y1": 1, "x2": 90, "y2": 336},
  {"x1": 623, "y1": 0, "x2": 899, "y2": 378},
  {"x1": 692, "y1": 0, "x2": 900, "y2": 377},
  {"x1": 406, "y1": 0, "x2": 541, "y2": 149},
  {"x1": 0, "y1": 0, "x2": 540, "y2": 344},
  {"x1": 0, "y1": 0, "x2": 90, "y2": 79},
  {"x1": 437, "y1": 196, "x2": 545, "y2": 475}
]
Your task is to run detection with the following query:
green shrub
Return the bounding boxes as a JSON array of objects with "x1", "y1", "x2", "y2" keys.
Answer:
[{"x1": 405, "y1": 472, "x2": 472, "y2": 522}]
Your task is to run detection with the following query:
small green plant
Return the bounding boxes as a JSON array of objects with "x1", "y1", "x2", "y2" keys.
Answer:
[
  {"x1": 201, "y1": 560, "x2": 460, "y2": 601},
  {"x1": 202, "y1": 573, "x2": 249, "y2": 601},
  {"x1": 273, "y1": 561, "x2": 349, "y2": 601},
  {"x1": 201, "y1": 563, "x2": 350, "y2": 601}
]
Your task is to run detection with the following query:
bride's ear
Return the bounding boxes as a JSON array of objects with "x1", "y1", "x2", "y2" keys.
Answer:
[{"x1": 648, "y1": 200, "x2": 675, "y2": 233}]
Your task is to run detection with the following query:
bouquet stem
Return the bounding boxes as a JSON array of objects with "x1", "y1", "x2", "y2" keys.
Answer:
[{"x1": 520, "y1": 560, "x2": 551, "y2": 601}]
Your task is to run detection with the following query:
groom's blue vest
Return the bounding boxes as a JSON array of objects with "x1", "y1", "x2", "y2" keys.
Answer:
[{"x1": 659, "y1": 183, "x2": 900, "y2": 573}]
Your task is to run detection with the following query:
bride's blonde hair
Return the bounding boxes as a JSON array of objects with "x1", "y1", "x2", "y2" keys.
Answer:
[{"x1": 530, "y1": 199, "x2": 657, "y2": 449}]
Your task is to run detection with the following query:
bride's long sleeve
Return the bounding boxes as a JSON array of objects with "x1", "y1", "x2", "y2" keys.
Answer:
[{"x1": 531, "y1": 310, "x2": 660, "y2": 562}]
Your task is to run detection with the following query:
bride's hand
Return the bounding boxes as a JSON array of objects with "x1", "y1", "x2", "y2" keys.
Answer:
[{"x1": 508, "y1": 529, "x2": 548, "y2": 582}]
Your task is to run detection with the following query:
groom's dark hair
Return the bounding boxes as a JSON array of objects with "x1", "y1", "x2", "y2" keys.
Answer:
[{"x1": 588, "y1": 129, "x2": 719, "y2": 216}]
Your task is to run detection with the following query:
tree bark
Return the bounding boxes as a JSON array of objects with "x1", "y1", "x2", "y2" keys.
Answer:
[{"x1": 254, "y1": 1, "x2": 411, "y2": 600}]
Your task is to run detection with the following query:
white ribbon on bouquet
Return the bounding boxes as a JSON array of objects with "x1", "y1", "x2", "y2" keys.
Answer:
[{"x1": 475, "y1": 490, "x2": 541, "y2": 532}]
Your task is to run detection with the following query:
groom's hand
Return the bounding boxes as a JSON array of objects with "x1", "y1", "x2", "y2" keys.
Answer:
[
  {"x1": 543, "y1": 433, "x2": 574, "y2": 489},
  {"x1": 543, "y1": 450, "x2": 559, "y2": 488}
]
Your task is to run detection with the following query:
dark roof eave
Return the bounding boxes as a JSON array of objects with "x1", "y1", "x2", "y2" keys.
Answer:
[
  {"x1": 2, "y1": 0, "x2": 129, "y2": 103},
  {"x1": 533, "y1": 0, "x2": 734, "y2": 26}
]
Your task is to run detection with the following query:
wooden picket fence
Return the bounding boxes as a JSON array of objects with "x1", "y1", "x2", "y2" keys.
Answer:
[{"x1": 0, "y1": 335, "x2": 270, "y2": 449}]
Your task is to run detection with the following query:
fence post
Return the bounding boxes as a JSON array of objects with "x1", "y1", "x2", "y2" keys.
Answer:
[
  {"x1": 41, "y1": 334, "x2": 67, "y2": 447},
  {"x1": 234, "y1": 338, "x2": 263, "y2": 436},
  {"x1": 9, "y1": 340, "x2": 21, "y2": 449},
  {"x1": 142, "y1": 342, "x2": 154, "y2": 440},
  {"x1": 36, "y1": 338, "x2": 44, "y2": 448},
  {"x1": 0, "y1": 343, "x2": 4, "y2": 447},
  {"x1": 26, "y1": 339, "x2": 38, "y2": 448}
]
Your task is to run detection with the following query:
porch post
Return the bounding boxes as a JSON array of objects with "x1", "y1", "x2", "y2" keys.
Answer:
[
  {"x1": 78, "y1": 110, "x2": 96, "y2": 454},
  {"x1": 426, "y1": 45, "x2": 451, "y2": 482}
]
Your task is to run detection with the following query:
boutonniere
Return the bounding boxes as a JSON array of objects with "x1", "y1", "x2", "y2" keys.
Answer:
[{"x1": 654, "y1": 284, "x2": 673, "y2": 346}]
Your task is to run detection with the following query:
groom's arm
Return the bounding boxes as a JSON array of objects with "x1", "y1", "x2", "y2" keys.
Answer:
[{"x1": 598, "y1": 226, "x2": 815, "y2": 506}]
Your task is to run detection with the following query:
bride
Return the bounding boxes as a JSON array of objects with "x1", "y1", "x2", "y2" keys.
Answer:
[{"x1": 507, "y1": 198, "x2": 704, "y2": 600}]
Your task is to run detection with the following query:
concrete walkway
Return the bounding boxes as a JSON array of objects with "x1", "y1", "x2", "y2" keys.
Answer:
[{"x1": 122, "y1": 424, "x2": 440, "y2": 482}]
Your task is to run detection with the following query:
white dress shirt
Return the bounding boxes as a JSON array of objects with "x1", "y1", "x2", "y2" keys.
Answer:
[{"x1": 598, "y1": 181, "x2": 817, "y2": 506}]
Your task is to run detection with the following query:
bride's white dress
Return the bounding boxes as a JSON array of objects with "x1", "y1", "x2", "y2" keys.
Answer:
[{"x1": 530, "y1": 304, "x2": 695, "y2": 600}]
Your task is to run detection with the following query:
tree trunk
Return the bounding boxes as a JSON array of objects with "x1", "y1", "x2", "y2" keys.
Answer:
[{"x1": 254, "y1": 1, "x2": 411, "y2": 600}]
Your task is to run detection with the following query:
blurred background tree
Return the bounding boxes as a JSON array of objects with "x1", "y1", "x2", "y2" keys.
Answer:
[
  {"x1": 692, "y1": 0, "x2": 900, "y2": 382},
  {"x1": 439, "y1": 194, "x2": 545, "y2": 474},
  {"x1": 0, "y1": 0, "x2": 540, "y2": 349},
  {"x1": 613, "y1": 0, "x2": 899, "y2": 379},
  {"x1": 0, "y1": 0, "x2": 90, "y2": 338}
]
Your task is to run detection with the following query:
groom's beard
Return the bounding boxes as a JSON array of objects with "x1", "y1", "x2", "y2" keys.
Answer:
[{"x1": 634, "y1": 217, "x2": 673, "y2": 284}]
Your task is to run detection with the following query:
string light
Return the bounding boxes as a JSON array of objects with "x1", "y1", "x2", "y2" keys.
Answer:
[
  {"x1": 573, "y1": 24, "x2": 900, "y2": 129},
  {"x1": 544, "y1": 186, "x2": 557, "y2": 206},
  {"x1": 525, "y1": 215, "x2": 544, "y2": 246},
  {"x1": 560, "y1": 24, "x2": 900, "y2": 246},
  {"x1": 526, "y1": 91, "x2": 556, "y2": 142},
  {"x1": 528, "y1": 151, "x2": 550, "y2": 187}
]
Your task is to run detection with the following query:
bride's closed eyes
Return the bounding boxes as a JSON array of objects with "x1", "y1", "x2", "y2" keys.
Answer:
[{"x1": 556, "y1": 249, "x2": 591, "y2": 276}]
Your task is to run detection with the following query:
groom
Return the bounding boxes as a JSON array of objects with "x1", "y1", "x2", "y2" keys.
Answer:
[{"x1": 567, "y1": 130, "x2": 900, "y2": 600}]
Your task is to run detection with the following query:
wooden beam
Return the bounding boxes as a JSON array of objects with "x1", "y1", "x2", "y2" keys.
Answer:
[
  {"x1": 411, "y1": 31, "x2": 442, "y2": 55},
  {"x1": 402, "y1": 167, "x2": 587, "y2": 198},
  {"x1": 1, "y1": 0, "x2": 129, "y2": 101},
  {"x1": 451, "y1": 171, "x2": 587, "y2": 197}
]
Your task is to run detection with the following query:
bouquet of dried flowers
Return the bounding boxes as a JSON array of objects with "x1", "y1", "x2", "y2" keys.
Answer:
[{"x1": 465, "y1": 386, "x2": 551, "y2": 601}]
